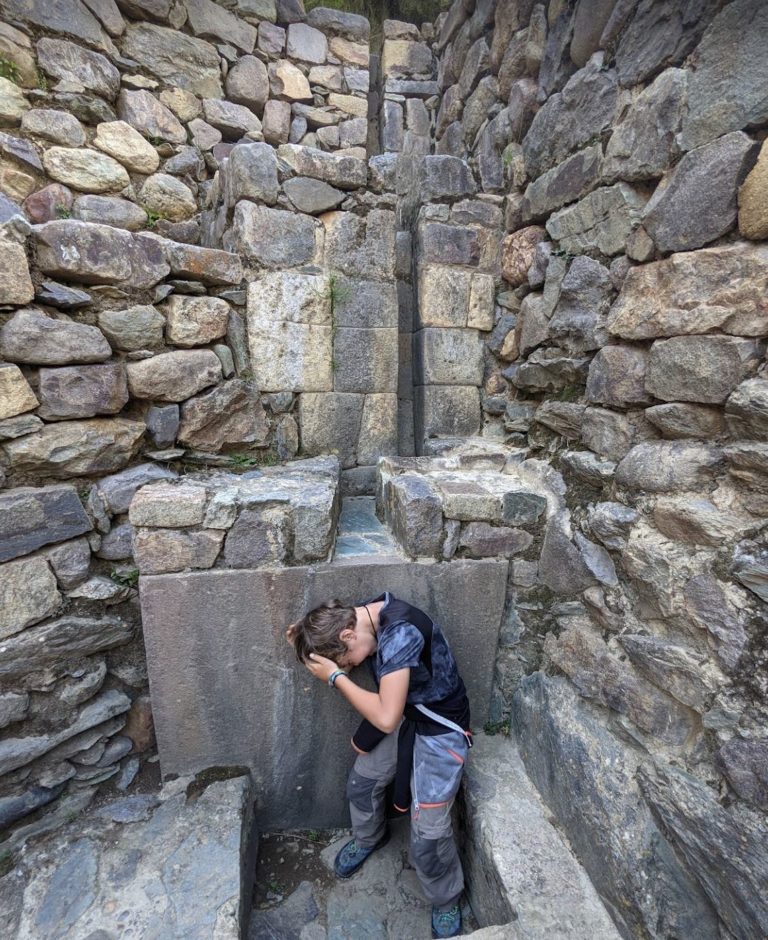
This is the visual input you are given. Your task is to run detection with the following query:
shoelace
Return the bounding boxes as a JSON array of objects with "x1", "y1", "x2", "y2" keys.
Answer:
[{"x1": 434, "y1": 905, "x2": 460, "y2": 929}]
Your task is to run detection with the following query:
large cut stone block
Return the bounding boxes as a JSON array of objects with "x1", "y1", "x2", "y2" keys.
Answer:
[
  {"x1": 247, "y1": 273, "x2": 332, "y2": 392},
  {"x1": 333, "y1": 329, "x2": 397, "y2": 394},
  {"x1": 646, "y1": 336, "x2": 762, "y2": 404},
  {"x1": 1, "y1": 308, "x2": 111, "y2": 365},
  {"x1": 323, "y1": 209, "x2": 396, "y2": 280},
  {"x1": 178, "y1": 379, "x2": 269, "y2": 452},
  {"x1": 299, "y1": 392, "x2": 364, "y2": 468},
  {"x1": 0, "y1": 484, "x2": 91, "y2": 564},
  {"x1": 415, "y1": 386, "x2": 481, "y2": 445},
  {"x1": 227, "y1": 201, "x2": 321, "y2": 267},
  {"x1": 418, "y1": 265, "x2": 493, "y2": 330},
  {"x1": 414, "y1": 328, "x2": 484, "y2": 386},
  {"x1": 139, "y1": 559, "x2": 507, "y2": 827},
  {"x1": 133, "y1": 528, "x2": 224, "y2": 575},
  {"x1": 607, "y1": 242, "x2": 768, "y2": 339},
  {"x1": 357, "y1": 393, "x2": 398, "y2": 465}
]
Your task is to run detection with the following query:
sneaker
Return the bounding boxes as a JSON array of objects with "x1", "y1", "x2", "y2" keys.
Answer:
[
  {"x1": 333, "y1": 830, "x2": 390, "y2": 879},
  {"x1": 431, "y1": 903, "x2": 462, "y2": 938}
]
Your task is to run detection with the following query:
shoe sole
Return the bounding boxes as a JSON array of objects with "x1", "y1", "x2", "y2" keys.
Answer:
[{"x1": 334, "y1": 830, "x2": 391, "y2": 879}]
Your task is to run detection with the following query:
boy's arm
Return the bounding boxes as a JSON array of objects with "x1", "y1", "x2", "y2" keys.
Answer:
[{"x1": 306, "y1": 653, "x2": 408, "y2": 734}]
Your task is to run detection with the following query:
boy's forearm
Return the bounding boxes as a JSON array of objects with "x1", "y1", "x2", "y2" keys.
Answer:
[{"x1": 334, "y1": 676, "x2": 399, "y2": 734}]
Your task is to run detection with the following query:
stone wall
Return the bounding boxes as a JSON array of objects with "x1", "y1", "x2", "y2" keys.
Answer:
[{"x1": 415, "y1": 1, "x2": 768, "y2": 937}]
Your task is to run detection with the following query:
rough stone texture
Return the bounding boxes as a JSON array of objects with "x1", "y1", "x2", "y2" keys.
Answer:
[
  {"x1": 501, "y1": 226, "x2": 546, "y2": 287},
  {"x1": 0, "y1": 239, "x2": 34, "y2": 306},
  {"x1": 129, "y1": 484, "x2": 206, "y2": 528},
  {"x1": 122, "y1": 23, "x2": 223, "y2": 98},
  {"x1": 1, "y1": 309, "x2": 111, "y2": 365},
  {"x1": 548, "y1": 256, "x2": 613, "y2": 354},
  {"x1": 73, "y1": 194, "x2": 147, "y2": 231},
  {"x1": 186, "y1": 0, "x2": 257, "y2": 52},
  {"x1": 725, "y1": 378, "x2": 768, "y2": 440},
  {"x1": 126, "y1": 351, "x2": 222, "y2": 402},
  {"x1": 93, "y1": 120, "x2": 159, "y2": 173},
  {"x1": 98, "y1": 305, "x2": 165, "y2": 351},
  {"x1": 643, "y1": 132, "x2": 758, "y2": 253},
  {"x1": 414, "y1": 328, "x2": 484, "y2": 387},
  {"x1": 0, "y1": 485, "x2": 92, "y2": 564},
  {"x1": 42, "y1": 147, "x2": 129, "y2": 193},
  {"x1": 323, "y1": 209, "x2": 395, "y2": 280},
  {"x1": 615, "y1": 442, "x2": 723, "y2": 493},
  {"x1": 648, "y1": 335, "x2": 762, "y2": 405},
  {"x1": 202, "y1": 98, "x2": 261, "y2": 140},
  {"x1": 522, "y1": 57, "x2": 618, "y2": 179},
  {"x1": 644, "y1": 403, "x2": 725, "y2": 440},
  {"x1": 178, "y1": 379, "x2": 269, "y2": 451},
  {"x1": 513, "y1": 673, "x2": 721, "y2": 940},
  {"x1": 522, "y1": 145, "x2": 602, "y2": 221},
  {"x1": 269, "y1": 59, "x2": 311, "y2": 101},
  {"x1": 139, "y1": 559, "x2": 506, "y2": 826},
  {"x1": 277, "y1": 143, "x2": 367, "y2": 189},
  {"x1": 140, "y1": 173, "x2": 197, "y2": 222},
  {"x1": 133, "y1": 528, "x2": 224, "y2": 575},
  {"x1": 738, "y1": 138, "x2": 768, "y2": 240},
  {"x1": 0, "y1": 556, "x2": 60, "y2": 638},
  {"x1": 717, "y1": 739, "x2": 768, "y2": 811},
  {"x1": 546, "y1": 184, "x2": 647, "y2": 257},
  {"x1": 298, "y1": 393, "x2": 363, "y2": 469},
  {"x1": 586, "y1": 346, "x2": 651, "y2": 408},
  {"x1": 680, "y1": 0, "x2": 768, "y2": 151},
  {"x1": 225, "y1": 55, "x2": 269, "y2": 114},
  {"x1": 164, "y1": 295, "x2": 230, "y2": 347},
  {"x1": 5, "y1": 775, "x2": 254, "y2": 940},
  {"x1": 0, "y1": 364, "x2": 37, "y2": 420},
  {"x1": 37, "y1": 363, "x2": 129, "y2": 420},
  {"x1": 36, "y1": 37, "x2": 120, "y2": 99},
  {"x1": 97, "y1": 463, "x2": 177, "y2": 514},
  {"x1": 415, "y1": 386, "x2": 481, "y2": 443},
  {"x1": 223, "y1": 142, "x2": 278, "y2": 206},
  {"x1": 166, "y1": 243, "x2": 243, "y2": 286},
  {"x1": 607, "y1": 243, "x2": 768, "y2": 339},
  {"x1": 283, "y1": 176, "x2": 344, "y2": 214},
  {"x1": 2, "y1": 419, "x2": 144, "y2": 480},
  {"x1": 228, "y1": 201, "x2": 320, "y2": 266},
  {"x1": 118, "y1": 89, "x2": 186, "y2": 144},
  {"x1": 638, "y1": 762, "x2": 768, "y2": 940},
  {"x1": 463, "y1": 733, "x2": 620, "y2": 938}
]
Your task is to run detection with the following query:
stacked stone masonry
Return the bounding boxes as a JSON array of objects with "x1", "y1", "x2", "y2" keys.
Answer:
[{"x1": 1, "y1": 0, "x2": 768, "y2": 938}]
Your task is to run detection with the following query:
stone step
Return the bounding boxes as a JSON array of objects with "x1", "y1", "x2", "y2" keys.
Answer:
[
  {"x1": 333, "y1": 496, "x2": 401, "y2": 561},
  {"x1": 461, "y1": 732, "x2": 621, "y2": 939}
]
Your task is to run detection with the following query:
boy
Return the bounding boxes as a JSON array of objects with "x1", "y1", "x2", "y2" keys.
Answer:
[{"x1": 287, "y1": 592, "x2": 472, "y2": 940}]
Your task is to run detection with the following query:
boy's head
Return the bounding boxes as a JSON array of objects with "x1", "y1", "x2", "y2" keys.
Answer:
[{"x1": 289, "y1": 599, "x2": 356, "y2": 666}]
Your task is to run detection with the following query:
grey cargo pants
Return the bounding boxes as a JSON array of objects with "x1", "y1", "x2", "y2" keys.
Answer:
[{"x1": 345, "y1": 726, "x2": 468, "y2": 907}]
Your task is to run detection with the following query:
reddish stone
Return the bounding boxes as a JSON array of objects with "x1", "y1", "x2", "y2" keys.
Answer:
[
  {"x1": 23, "y1": 183, "x2": 73, "y2": 224},
  {"x1": 123, "y1": 694, "x2": 155, "y2": 753},
  {"x1": 501, "y1": 225, "x2": 547, "y2": 287}
]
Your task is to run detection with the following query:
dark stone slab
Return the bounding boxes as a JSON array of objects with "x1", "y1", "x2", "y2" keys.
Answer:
[
  {"x1": 139, "y1": 559, "x2": 507, "y2": 828},
  {"x1": 0, "y1": 485, "x2": 92, "y2": 563}
]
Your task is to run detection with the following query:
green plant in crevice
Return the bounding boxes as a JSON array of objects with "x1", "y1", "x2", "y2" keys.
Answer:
[
  {"x1": 55, "y1": 204, "x2": 72, "y2": 219},
  {"x1": 144, "y1": 208, "x2": 163, "y2": 229},
  {"x1": 228, "y1": 452, "x2": 260, "y2": 469},
  {"x1": 111, "y1": 568, "x2": 140, "y2": 588},
  {"x1": 0, "y1": 57, "x2": 21, "y2": 84},
  {"x1": 483, "y1": 718, "x2": 511, "y2": 737},
  {"x1": 35, "y1": 67, "x2": 48, "y2": 91}
]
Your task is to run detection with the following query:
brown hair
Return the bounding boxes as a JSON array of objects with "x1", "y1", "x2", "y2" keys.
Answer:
[{"x1": 291, "y1": 600, "x2": 356, "y2": 665}]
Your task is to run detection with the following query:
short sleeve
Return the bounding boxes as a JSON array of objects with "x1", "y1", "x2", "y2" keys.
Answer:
[{"x1": 377, "y1": 621, "x2": 424, "y2": 678}]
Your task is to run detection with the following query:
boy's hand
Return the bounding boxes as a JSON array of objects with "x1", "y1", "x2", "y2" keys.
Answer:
[
  {"x1": 306, "y1": 653, "x2": 343, "y2": 683},
  {"x1": 285, "y1": 622, "x2": 297, "y2": 646}
]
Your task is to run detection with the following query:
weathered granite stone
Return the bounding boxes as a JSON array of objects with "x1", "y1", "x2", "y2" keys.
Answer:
[
  {"x1": 145, "y1": 404, "x2": 179, "y2": 448},
  {"x1": 560, "y1": 450, "x2": 616, "y2": 485},
  {"x1": 738, "y1": 137, "x2": 768, "y2": 240},
  {"x1": 164, "y1": 295, "x2": 229, "y2": 347},
  {"x1": 21, "y1": 183, "x2": 71, "y2": 224},
  {"x1": 357, "y1": 393, "x2": 398, "y2": 465},
  {"x1": 725, "y1": 378, "x2": 768, "y2": 440},
  {"x1": 615, "y1": 442, "x2": 723, "y2": 492},
  {"x1": 0, "y1": 240, "x2": 31, "y2": 309},
  {"x1": 607, "y1": 243, "x2": 768, "y2": 339},
  {"x1": 133, "y1": 527, "x2": 224, "y2": 574},
  {"x1": 186, "y1": 0, "x2": 257, "y2": 52},
  {"x1": 500, "y1": 226, "x2": 545, "y2": 287},
  {"x1": 386, "y1": 472, "x2": 443, "y2": 558},
  {"x1": 202, "y1": 98, "x2": 261, "y2": 141},
  {"x1": 98, "y1": 305, "x2": 164, "y2": 351},
  {"x1": 513, "y1": 674, "x2": 720, "y2": 940},
  {"x1": 126, "y1": 350, "x2": 222, "y2": 401},
  {"x1": 43, "y1": 147, "x2": 129, "y2": 193},
  {"x1": 419, "y1": 221, "x2": 479, "y2": 267},
  {"x1": 94, "y1": 522, "x2": 132, "y2": 561},
  {"x1": 680, "y1": 0, "x2": 768, "y2": 152},
  {"x1": 188, "y1": 117, "x2": 221, "y2": 151},
  {"x1": 261, "y1": 99, "x2": 291, "y2": 146},
  {"x1": 534, "y1": 401, "x2": 585, "y2": 440},
  {"x1": 602, "y1": 69, "x2": 687, "y2": 182},
  {"x1": 381, "y1": 39, "x2": 432, "y2": 79},
  {"x1": 538, "y1": 510, "x2": 597, "y2": 594},
  {"x1": 129, "y1": 483, "x2": 206, "y2": 528},
  {"x1": 638, "y1": 762, "x2": 768, "y2": 940},
  {"x1": 223, "y1": 506, "x2": 287, "y2": 567},
  {"x1": 35, "y1": 281, "x2": 91, "y2": 310},
  {"x1": 522, "y1": 145, "x2": 602, "y2": 221},
  {"x1": 269, "y1": 59, "x2": 311, "y2": 101},
  {"x1": 581, "y1": 407, "x2": 655, "y2": 461},
  {"x1": 0, "y1": 363, "x2": 37, "y2": 420},
  {"x1": 21, "y1": 109, "x2": 86, "y2": 147},
  {"x1": 258, "y1": 20, "x2": 285, "y2": 54},
  {"x1": 38, "y1": 364, "x2": 129, "y2": 420},
  {"x1": 298, "y1": 393, "x2": 363, "y2": 468},
  {"x1": 306, "y1": 6, "x2": 368, "y2": 41},
  {"x1": 286, "y1": 22, "x2": 327, "y2": 63},
  {"x1": 225, "y1": 55, "x2": 269, "y2": 114},
  {"x1": 97, "y1": 463, "x2": 177, "y2": 514},
  {"x1": 36, "y1": 37, "x2": 120, "y2": 100},
  {"x1": 140, "y1": 173, "x2": 197, "y2": 222},
  {"x1": 653, "y1": 497, "x2": 756, "y2": 547},
  {"x1": 0, "y1": 691, "x2": 29, "y2": 729},
  {"x1": 93, "y1": 120, "x2": 159, "y2": 174},
  {"x1": 2, "y1": 419, "x2": 144, "y2": 479},
  {"x1": 0, "y1": 485, "x2": 92, "y2": 564},
  {"x1": 228, "y1": 201, "x2": 320, "y2": 266},
  {"x1": 0, "y1": 76, "x2": 29, "y2": 123},
  {"x1": 222, "y1": 142, "x2": 278, "y2": 206},
  {"x1": 117, "y1": 89, "x2": 186, "y2": 144},
  {"x1": 283, "y1": 177, "x2": 344, "y2": 214},
  {"x1": 275, "y1": 414, "x2": 299, "y2": 460},
  {"x1": 73, "y1": 194, "x2": 148, "y2": 231},
  {"x1": 380, "y1": 99, "x2": 404, "y2": 152},
  {"x1": 416, "y1": 155, "x2": 476, "y2": 202},
  {"x1": 178, "y1": 379, "x2": 269, "y2": 451},
  {"x1": 278, "y1": 143, "x2": 367, "y2": 189},
  {"x1": 546, "y1": 183, "x2": 647, "y2": 257},
  {"x1": 323, "y1": 209, "x2": 395, "y2": 280},
  {"x1": 0, "y1": 309, "x2": 111, "y2": 365},
  {"x1": 682, "y1": 573, "x2": 748, "y2": 672},
  {"x1": 508, "y1": 348, "x2": 591, "y2": 393},
  {"x1": 643, "y1": 132, "x2": 758, "y2": 253},
  {"x1": 415, "y1": 385, "x2": 481, "y2": 442},
  {"x1": 586, "y1": 346, "x2": 650, "y2": 407},
  {"x1": 0, "y1": 415, "x2": 42, "y2": 441},
  {"x1": 646, "y1": 336, "x2": 761, "y2": 404},
  {"x1": 644, "y1": 403, "x2": 725, "y2": 440},
  {"x1": 0, "y1": 556, "x2": 60, "y2": 638},
  {"x1": 586, "y1": 501, "x2": 638, "y2": 551},
  {"x1": 166, "y1": 243, "x2": 242, "y2": 286},
  {"x1": 522, "y1": 57, "x2": 618, "y2": 179},
  {"x1": 459, "y1": 522, "x2": 532, "y2": 558},
  {"x1": 414, "y1": 328, "x2": 483, "y2": 386},
  {"x1": 548, "y1": 256, "x2": 612, "y2": 353},
  {"x1": 44, "y1": 535, "x2": 90, "y2": 589},
  {"x1": 122, "y1": 23, "x2": 222, "y2": 98},
  {"x1": 724, "y1": 444, "x2": 768, "y2": 496},
  {"x1": 333, "y1": 329, "x2": 397, "y2": 393}
]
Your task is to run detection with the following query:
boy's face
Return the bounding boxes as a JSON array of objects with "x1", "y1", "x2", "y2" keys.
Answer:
[{"x1": 337, "y1": 624, "x2": 377, "y2": 669}]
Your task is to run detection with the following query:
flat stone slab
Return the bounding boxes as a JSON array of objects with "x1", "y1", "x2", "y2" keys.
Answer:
[
  {"x1": 461, "y1": 732, "x2": 621, "y2": 939},
  {"x1": 334, "y1": 496, "x2": 399, "y2": 559},
  {"x1": 3, "y1": 774, "x2": 256, "y2": 940},
  {"x1": 139, "y1": 558, "x2": 507, "y2": 829}
]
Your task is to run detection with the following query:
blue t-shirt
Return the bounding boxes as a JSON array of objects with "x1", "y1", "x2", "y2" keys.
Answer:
[{"x1": 365, "y1": 592, "x2": 463, "y2": 705}]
